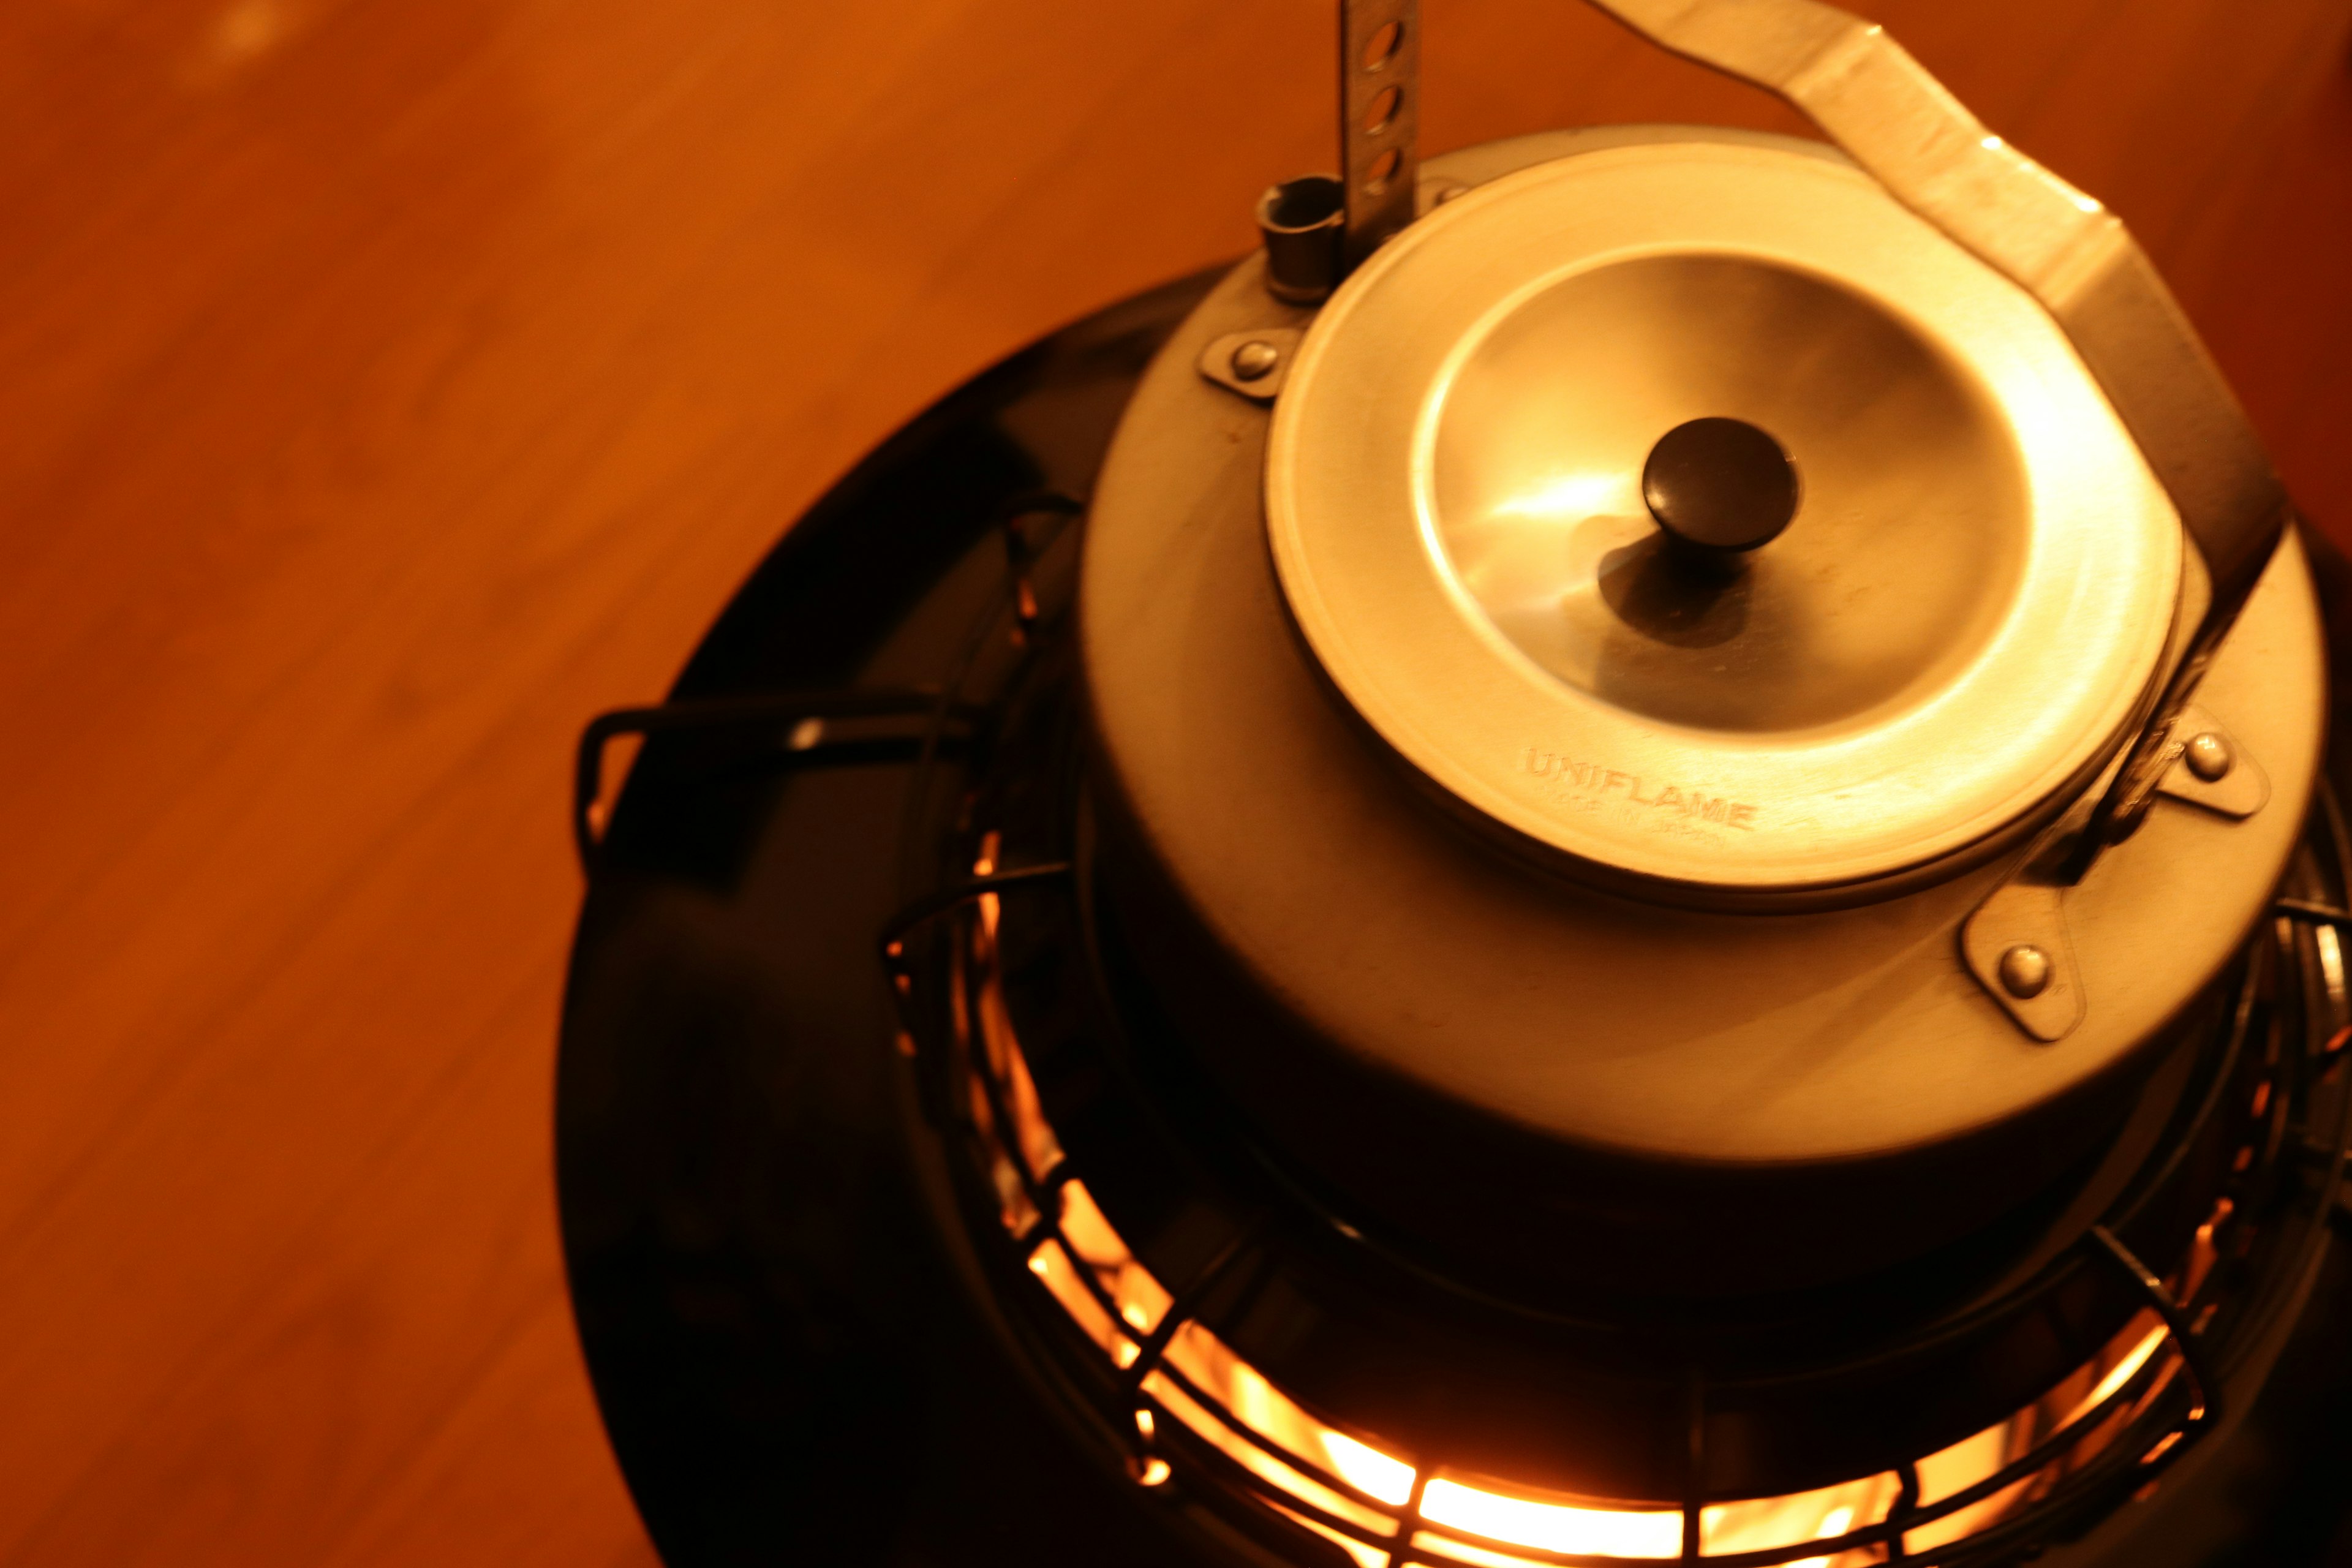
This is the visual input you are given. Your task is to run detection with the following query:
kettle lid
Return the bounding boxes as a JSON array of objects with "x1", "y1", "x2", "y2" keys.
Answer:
[{"x1": 1267, "y1": 138, "x2": 2182, "y2": 903}]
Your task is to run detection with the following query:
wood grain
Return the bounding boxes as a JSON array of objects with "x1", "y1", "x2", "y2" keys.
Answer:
[{"x1": 0, "y1": 1, "x2": 2345, "y2": 1562}]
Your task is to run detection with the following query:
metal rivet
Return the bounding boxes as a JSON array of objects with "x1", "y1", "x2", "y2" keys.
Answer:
[
  {"x1": 1998, "y1": 943, "x2": 2053, "y2": 1000},
  {"x1": 2184, "y1": 731, "x2": 2233, "y2": 783},
  {"x1": 1230, "y1": 340, "x2": 1281, "y2": 382}
]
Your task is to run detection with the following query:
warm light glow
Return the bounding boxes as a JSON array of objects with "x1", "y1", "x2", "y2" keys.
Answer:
[
  {"x1": 1325, "y1": 1431, "x2": 1417, "y2": 1508},
  {"x1": 1703, "y1": 1475, "x2": 1895, "y2": 1562},
  {"x1": 1410, "y1": 1532, "x2": 1553, "y2": 1568},
  {"x1": 1028, "y1": 1240, "x2": 1123, "y2": 1359},
  {"x1": 1419, "y1": 1478, "x2": 1681, "y2": 1559},
  {"x1": 1058, "y1": 1180, "x2": 1173, "y2": 1338},
  {"x1": 1159, "y1": 1321, "x2": 1410, "y2": 1523},
  {"x1": 966, "y1": 869, "x2": 1065, "y2": 1199},
  {"x1": 2185, "y1": 1197, "x2": 2234, "y2": 1305},
  {"x1": 1287, "y1": 1509, "x2": 1390, "y2": 1568},
  {"x1": 204, "y1": 0, "x2": 293, "y2": 69},
  {"x1": 2316, "y1": 925, "x2": 2345, "y2": 1026},
  {"x1": 1787, "y1": 1504, "x2": 1853, "y2": 1568},
  {"x1": 2064, "y1": 1317, "x2": 2167, "y2": 1428},
  {"x1": 1144, "y1": 1370, "x2": 1400, "y2": 1542},
  {"x1": 1907, "y1": 1419, "x2": 2029, "y2": 1556},
  {"x1": 1489, "y1": 471, "x2": 1629, "y2": 521},
  {"x1": 958, "y1": 878, "x2": 2204, "y2": 1567}
]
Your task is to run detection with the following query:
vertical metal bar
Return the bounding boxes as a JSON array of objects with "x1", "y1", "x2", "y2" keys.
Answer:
[
  {"x1": 1383, "y1": 1466, "x2": 1428, "y2": 1568},
  {"x1": 1117, "y1": 1227, "x2": 1258, "y2": 1394},
  {"x1": 1680, "y1": 1366, "x2": 1706, "y2": 1563},
  {"x1": 2087, "y1": 1224, "x2": 2220, "y2": 1428},
  {"x1": 1887, "y1": 1461, "x2": 1920, "y2": 1562},
  {"x1": 1340, "y1": 0, "x2": 1419, "y2": 270}
]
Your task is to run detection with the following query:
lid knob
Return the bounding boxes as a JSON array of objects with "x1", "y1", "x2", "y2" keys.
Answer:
[{"x1": 1642, "y1": 417, "x2": 1800, "y2": 564}]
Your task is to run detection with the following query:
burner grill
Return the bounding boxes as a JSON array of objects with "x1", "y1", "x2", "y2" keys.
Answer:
[
  {"x1": 832, "y1": 496, "x2": 2352, "y2": 1568},
  {"x1": 558, "y1": 271, "x2": 2352, "y2": 1568}
]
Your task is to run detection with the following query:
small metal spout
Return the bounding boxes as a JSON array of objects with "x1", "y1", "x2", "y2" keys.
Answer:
[{"x1": 1257, "y1": 175, "x2": 1344, "y2": 304}]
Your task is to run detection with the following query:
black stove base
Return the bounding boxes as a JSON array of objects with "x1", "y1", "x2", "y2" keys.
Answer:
[{"x1": 555, "y1": 274, "x2": 2352, "y2": 1568}]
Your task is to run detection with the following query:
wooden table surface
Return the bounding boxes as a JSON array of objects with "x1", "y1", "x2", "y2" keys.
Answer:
[{"x1": 2, "y1": 1, "x2": 2348, "y2": 1562}]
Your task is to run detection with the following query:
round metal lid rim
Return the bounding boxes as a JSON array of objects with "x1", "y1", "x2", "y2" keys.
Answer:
[{"x1": 1267, "y1": 140, "x2": 2182, "y2": 899}]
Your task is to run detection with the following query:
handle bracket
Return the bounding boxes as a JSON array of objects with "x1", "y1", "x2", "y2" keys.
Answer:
[
  {"x1": 1578, "y1": 0, "x2": 2294, "y2": 867},
  {"x1": 1340, "y1": 0, "x2": 1420, "y2": 268}
]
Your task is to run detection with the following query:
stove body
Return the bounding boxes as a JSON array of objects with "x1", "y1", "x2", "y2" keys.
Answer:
[
  {"x1": 558, "y1": 269, "x2": 2352, "y2": 1566},
  {"x1": 560, "y1": 5, "x2": 2348, "y2": 1559}
]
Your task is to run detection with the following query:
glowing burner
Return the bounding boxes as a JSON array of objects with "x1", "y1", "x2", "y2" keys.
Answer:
[
  {"x1": 558, "y1": 58, "x2": 2352, "y2": 1555},
  {"x1": 928, "y1": 829, "x2": 2253, "y2": 1568}
]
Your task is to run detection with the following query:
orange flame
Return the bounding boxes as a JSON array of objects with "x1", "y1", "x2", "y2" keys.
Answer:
[{"x1": 956, "y1": 891, "x2": 2202, "y2": 1566}]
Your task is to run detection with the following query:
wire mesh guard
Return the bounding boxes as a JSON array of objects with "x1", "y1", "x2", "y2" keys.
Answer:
[
  {"x1": 577, "y1": 491, "x2": 2352, "y2": 1568},
  {"x1": 879, "y1": 831, "x2": 2345, "y2": 1568}
]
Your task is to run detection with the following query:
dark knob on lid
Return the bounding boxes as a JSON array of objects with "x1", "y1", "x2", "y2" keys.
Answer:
[{"x1": 1642, "y1": 417, "x2": 1800, "y2": 562}]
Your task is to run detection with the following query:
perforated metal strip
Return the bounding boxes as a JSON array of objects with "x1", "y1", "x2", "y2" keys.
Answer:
[{"x1": 1341, "y1": 0, "x2": 1420, "y2": 266}]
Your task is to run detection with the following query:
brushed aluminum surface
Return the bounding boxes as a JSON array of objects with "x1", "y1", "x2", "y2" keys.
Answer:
[
  {"x1": 1081, "y1": 134, "x2": 2324, "y2": 1165},
  {"x1": 1268, "y1": 138, "x2": 2182, "y2": 900}
]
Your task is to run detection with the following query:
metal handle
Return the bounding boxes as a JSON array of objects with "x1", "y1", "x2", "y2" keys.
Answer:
[
  {"x1": 1576, "y1": 0, "x2": 2295, "y2": 863},
  {"x1": 1333, "y1": 0, "x2": 2297, "y2": 864}
]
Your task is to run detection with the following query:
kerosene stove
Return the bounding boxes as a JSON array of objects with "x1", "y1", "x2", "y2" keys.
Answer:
[{"x1": 556, "y1": 3, "x2": 2352, "y2": 1564}]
